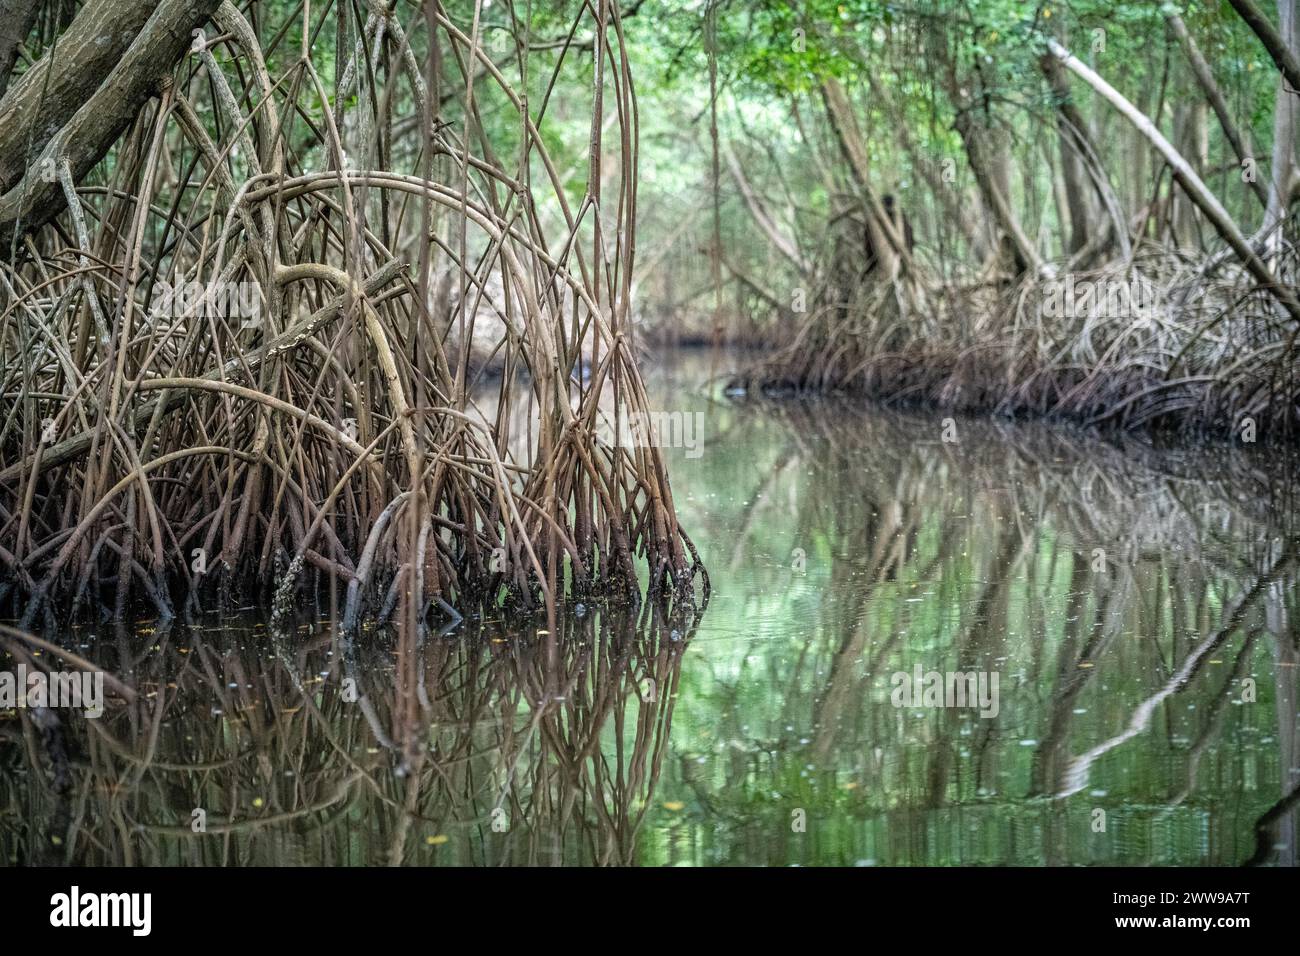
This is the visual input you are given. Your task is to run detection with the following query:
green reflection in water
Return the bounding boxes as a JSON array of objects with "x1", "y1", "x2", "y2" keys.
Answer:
[{"x1": 2, "y1": 352, "x2": 1298, "y2": 866}]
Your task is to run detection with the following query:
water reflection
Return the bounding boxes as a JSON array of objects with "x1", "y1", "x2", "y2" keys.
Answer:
[
  {"x1": 2, "y1": 353, "x2": 1299, "y2": 865},
  {"x1": 1, "y1": 599, "x2": 699, "y2": 866},
  {"x1": 657, "y1": 391, "x2": 1297, "y2": 866}
]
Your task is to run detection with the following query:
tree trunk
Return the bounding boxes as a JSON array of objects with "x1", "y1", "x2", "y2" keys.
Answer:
[
  {"x1": 0, "y1": 0, "x2": 163, "y2": 193},
  {"x1": 1263, "y1": 0, "x2": 1298, "y2": 256},
  {"x1": 1167, "y1": 12, "x2": 1271, "y2": 209},
  {"x1": 1041, "y1": 53, "x2": 1092, "y2": 254},
  {"x1": 952, "y1": 103, "x2": 1041, "y2": 275},
  {"x1": 820, "y1": 78, "x2": 916, "y2": 280},
  {"x1": 723, "y1": 142, "x2": 809, "y2": 276},
  {"x1": 1172, "y1": 101, "x2": 1208, "y2": 249},
  {"x1": 0, "y1": 0, "x2": 221, "y2": 247},
  {"x1": 0, "y1": 0, "x2": 41, "y2": 99},
  {"x1": 1040, "y1": 50, "x2": 1132, "y2": 260},
  {"x1": 1228, "y1": 0, "x2": 1300, "y2": 97},
  {"x1": 865, "y1": 70, "x2": 979, "y2": 254}
]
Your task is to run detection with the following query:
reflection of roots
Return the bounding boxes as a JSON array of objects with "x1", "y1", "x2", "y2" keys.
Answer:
[
  {"x1": 704, "y1": 398, "x2": 1296, "y2": 858},
  {"x1": 1246, "y1": 781, "x2": 1300, "y2": 867},
  {"x1": 0, "y1": 595, "x2": 701, "y2": 866},
  {"x1": 747, "y1": 397, "x2": 1297, "y2": 556},
  {"x1": 1058, "y1": 546, "x2": 1293, "y2": 800}
]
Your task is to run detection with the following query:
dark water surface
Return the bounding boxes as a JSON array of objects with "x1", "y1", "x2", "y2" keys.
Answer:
[{"x1": 4, "y1": 350, "x2": 1298, "y2": 866}]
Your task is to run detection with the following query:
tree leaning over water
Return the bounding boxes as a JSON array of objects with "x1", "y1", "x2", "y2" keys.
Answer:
[{"x1": 0, "y1": 1, "x2": 704, "y2": 626}]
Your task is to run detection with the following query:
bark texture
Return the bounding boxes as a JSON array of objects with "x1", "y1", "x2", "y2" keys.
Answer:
[{"x1": 0, "y1": 0, "x2": 221, "y2": 247}]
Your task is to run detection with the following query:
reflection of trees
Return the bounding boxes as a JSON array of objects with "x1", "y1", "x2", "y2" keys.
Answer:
[
  {"x1": 683, "y1": 399, "x2": 1297, "y2": 865},
  {"x1": 0, "y1": 596, "x2": 700, "y2": 866}
]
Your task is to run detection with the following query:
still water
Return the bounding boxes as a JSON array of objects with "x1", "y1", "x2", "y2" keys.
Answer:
[{"x1": 3, "y1": 351, "x2": 1298, "y2": 866}]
